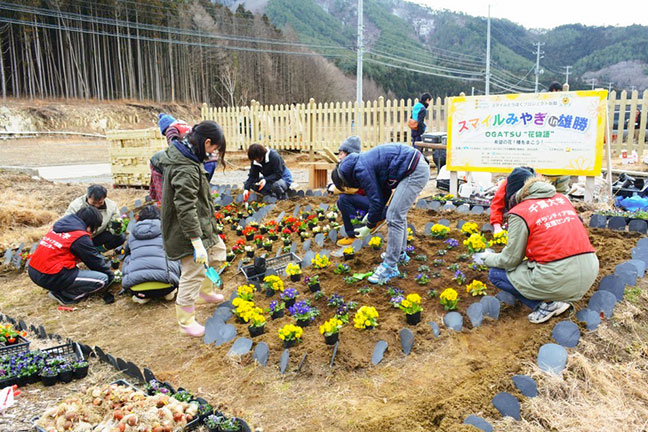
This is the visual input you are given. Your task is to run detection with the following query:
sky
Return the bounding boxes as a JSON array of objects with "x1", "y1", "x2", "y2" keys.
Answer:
[{"x1": 413, "y1": 0, "x2": 648, "y2": 29}]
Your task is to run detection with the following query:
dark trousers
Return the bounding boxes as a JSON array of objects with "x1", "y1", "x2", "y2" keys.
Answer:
[
  {"x1": 337, "y1": 193, "x2": 371, "y2": 238},
  {"x1": 488, "y1": 268, "x2": 540, "y2": 310},
  {"x1": 92, "y1": 230, "x2": 126, "y2": 251},
  {"x1": 59, "y1": 270, "x2": 109, "y2": 303},
  {"x1": 253, "y1": 179, "x2": 289, "y2": 199}
]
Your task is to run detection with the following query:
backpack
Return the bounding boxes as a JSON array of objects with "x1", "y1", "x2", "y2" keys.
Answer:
[{"x1": 407, "y1": 118, "x2": 418, "y2": 130}]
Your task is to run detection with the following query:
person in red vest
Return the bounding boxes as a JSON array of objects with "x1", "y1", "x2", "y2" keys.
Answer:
[
  {"x1": 475, "y1": 167, "x2": 599, "y2": 324},
  {"x1": 28, "y1": 206, "x2": 114, "y2": 305}
]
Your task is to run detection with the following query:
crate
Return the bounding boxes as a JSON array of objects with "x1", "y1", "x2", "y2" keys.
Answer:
[
  {"x1": 0, "y1": 335, "x2": 30, "y2": 357},
  {"x1": 42, "y1": 342, "x2": 84, "y2": 363},
  {"x1": 108, "y1": 128, "x2": 168, "y2": 187},
  {"x1": 241, "y1": 252, "x2": 301, "y2": 282}
]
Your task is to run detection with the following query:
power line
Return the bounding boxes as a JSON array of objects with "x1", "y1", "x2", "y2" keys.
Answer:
[
  {"x1": 376, "y1": 35, "x2": 486, "y2": 67},
  {"x1": 364, "y1": 57, "x2": 482, "y2": 81},
  {"x1": 367, "y1": 50, "x2": 483, "y2": 77}
]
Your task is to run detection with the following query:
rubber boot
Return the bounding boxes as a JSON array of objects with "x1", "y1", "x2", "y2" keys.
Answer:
[
  {"x1": 175, "y1": 305, "x2": 205, "y2": 337},
  {"x1": 196, "y1": 278, "x2": 225, "y2": 304}
]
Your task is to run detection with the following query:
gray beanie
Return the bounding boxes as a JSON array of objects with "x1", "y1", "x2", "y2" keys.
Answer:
[{"x1": 339, "y1": 136, "x2": 361, "y2": 154}]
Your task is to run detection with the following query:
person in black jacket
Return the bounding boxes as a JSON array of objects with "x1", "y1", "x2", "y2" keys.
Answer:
[
  {"x1": 243, "y1": 143, "x2": 294, "y2": 200},
  {"x1": 411, "y1": 92, "x2": 431, "y2": 148},
  {"x1": 28, "y1": 207, "x2": 114, "y2": 305}
]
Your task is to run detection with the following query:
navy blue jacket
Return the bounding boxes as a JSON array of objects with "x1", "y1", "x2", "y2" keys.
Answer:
[
  {"x1": 337, "y1": 144, "x2": 423, "y2": 227},
  {"x1": 28, "y1": 214, "x2": 113, "y2": 291},
  {"x1": 411, "y1": 102, "x2": 427, "y2": 139},
  {"x1": 122, "y1": 219, "x2": 181, "y2": 290},
  {"x1": 244, "y1": 149, "x2": 293, "y2": 190}
]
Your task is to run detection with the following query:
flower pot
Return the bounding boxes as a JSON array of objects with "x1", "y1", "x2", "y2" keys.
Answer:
[
  {"x1": 309, "y1": 283, "x2": 321, "y2": 293},
  {"x1": 290, "y1": 274, "x2": 301, "y2": 282},
  {"x1": 343, "y1": 254, "x2": 355, "y2": 261},
  {"x1": 406, "y1": 311, "x2": 421, "y2": 325},
  {"x1": 227, "y1": 255, "x2": 235, "y2": 262},
  {"x1": 246, "y1": 251, "x2": 254, "y2": 258},
  {"x1": 236, "y1": 315, "x2": 246, "y2": 324},
  {"x1": 245, "y1": 234, "x2": 254, "y2": 241},
  {"x1": 328, "y1": 217, "x2": 336, "y2": 222},
  {"x1": 264, "y1": 245, "x2": 272, "y2": 251},
  {"x1": 260, "y1": 227, "x2": 268, "y2": 234},
  {"x1": 318, "y1": 216, "x2": 325, "y2": 221},
  {"x1": 256, "y1": 243, "x2": 263, "y2": 249},
  {"x1": 15, "y1": 375, "x2": 27, "y2": 387},
  {"x1": 110, "y1": 261, "x2": 120, "y2": 270},
  {"x1": 372, "y1": 246, "x2": 381, "y2": 251},
  {"x1": 296, "y1": 318, "x2": 310, "y2": 328},
  {"x1": 28, "y1": 373, "x2": 40, "y2": 384},
  {"x1": 283, "y1": 239, "x2": 291, "y2": 246},
  {"x1": 284, "y1": 298, "x2": 295, "y2": 309},
  {"x1": 271, "y1": 309, "x2": 284, "y2": 320},
  {"x1": 265, "y1": 287, "x2": 275, "y2": 297},
  {"x1": 248, "y1": 325, "x2": 265, "y2": 338},
  {"x1": 269, "y1": 235, "x2": 278, "y2": 241},
  {"x1": 73, "y1": 365, "x2": 89, "y2": 380},
  {"x1": 283, "y1": 339, "x2": 297, "y2": 349},
  {"x1": 40, "y1": 374, "x2": 57, "y2": 387},
  {"x1": 236, "y1": 229, "x2": 243, "y2": 236},
  {"x1": 324, "y1": 333, "x2": 339, "y2": 345},
  {"x1": 58, "y1": 370, "x2": 74, "y2": 383}
]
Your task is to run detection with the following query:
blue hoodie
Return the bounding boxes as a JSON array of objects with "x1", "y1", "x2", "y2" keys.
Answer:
[{"x1": 337, "y1": 144, "x2": 423, "y2": 226}]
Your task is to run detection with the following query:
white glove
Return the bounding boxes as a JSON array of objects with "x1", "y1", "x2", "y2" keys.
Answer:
[
  {"x1": 361, "y1": 213, "x2": 369, "y2": 224},
  {"x1": 327, "y1": 183, "x2": 336, "y2": 194},
  {"x1": 472, "y1": 248, "x2": 495, "y2": 265},
  {"x1": 493, "y1": 223, "x2": 503, "y2": 234},
  {"x1": 191, "y1": 238, "x2": 208, "y2": 265},
  {"x1": 354, "y1": 226, "x2": 371, "y2": 239},
  {"x1": 256, "y1": 179, "x2": 267, "y2": 191},
  {"x1": 243, "y1": 190, "x2": 250, "y2": 202}
]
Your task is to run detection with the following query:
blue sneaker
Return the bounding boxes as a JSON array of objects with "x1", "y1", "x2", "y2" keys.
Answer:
[
  {"x1": 381, "y1": 252, "x2": 410, "y2": 265},
  {"x1": 368, "y1": 263, "x2": 400, "y2": 284}
]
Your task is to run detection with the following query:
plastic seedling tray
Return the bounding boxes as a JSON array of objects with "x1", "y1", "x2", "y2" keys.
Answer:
[
  {"x1": 240, "y1": 252, "x2": 301, "y2": 282},
  {"x1": 0, "y1": 335, "x2": 30, "y2": 356}
]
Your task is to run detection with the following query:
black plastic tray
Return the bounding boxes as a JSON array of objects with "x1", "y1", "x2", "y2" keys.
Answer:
[
  {"x1": 240, "y1": 252, "x2": 301, "y2": 282},
  {"x1": 0, "y1": 335, "x2": 30, "y2": 357}
]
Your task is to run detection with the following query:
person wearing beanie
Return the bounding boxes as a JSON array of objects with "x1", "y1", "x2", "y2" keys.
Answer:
[
  {"x1": 474, "y1": 171, "x2": 599, "y2": 324},
  {"x1": 243, "y1": 144, "x2": 294, "y2": 200},
  {"x1": 410, "y1": 92, "x2": 432, "y2": 148}
]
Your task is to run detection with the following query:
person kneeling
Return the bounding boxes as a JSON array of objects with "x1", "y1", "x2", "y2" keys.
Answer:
[
  {"x1": 475, "y1": 168, "x2": 599, "y2": 324},
  {"x1": 122, "y1": 206, "x2": 181, "y2": 304},
  {"x1": 28, "y1": 207, "x2": 114, "y2": 305},
  {"x1": 243, "y1": 144, "x2": 293, "y2": 201}
]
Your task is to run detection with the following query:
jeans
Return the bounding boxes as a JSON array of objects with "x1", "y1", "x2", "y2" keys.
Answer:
[
  {"x1": 58, "y1": 270, "x2": 109, "y2": 302},
  {"x1": 92, "y1": 230, "x2": 126, "y2": 251},
  {"x1": 488, "y1": 268, "x2": 540, "y2": 310},
  {"x1": 383, "y1": 159, "x2": 430, "y2": 267},
  {"x1": 337, "y1": 193, "x2": 370, "y2": 238}
]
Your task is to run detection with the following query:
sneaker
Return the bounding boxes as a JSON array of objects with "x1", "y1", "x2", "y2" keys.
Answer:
[
  {"x1": 381, "y1": 251, "x2": 410, "y2": 265},
  {"x1": 48, "y1": 291, "x2": 79, "y2": 306},
  {"x1": 337, "y1": 237, "x2": 355, "y2": 247},
  {"x1": 368, "y1": 263, "x2": 400, "y2": 284},
  {"x1": 132, "y1": 295, "x2": 151, "y2": 304},
  {"x1": 528, "y1": 301, "x2": 571, "y2": 324},
  {"x1": 163, "y1": 289, "x2": 177, "y2": 301}
]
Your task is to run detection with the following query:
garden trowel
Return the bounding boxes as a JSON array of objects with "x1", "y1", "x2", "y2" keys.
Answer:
[{"x1": 204, "y1": 264, "x2": 223, "y2": 287}]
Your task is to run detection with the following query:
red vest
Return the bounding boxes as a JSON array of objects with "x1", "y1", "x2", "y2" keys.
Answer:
[
  {"x1": 509, "y1": 193, "x2": 595, "y2": 264},
  {"x1": 29, "y1": 229, "x2": 89, "y2": 274}
]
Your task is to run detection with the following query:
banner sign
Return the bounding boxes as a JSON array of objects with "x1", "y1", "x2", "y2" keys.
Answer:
[{"x1": 446, "y1": 90, "x2": 607, "y2": 176}]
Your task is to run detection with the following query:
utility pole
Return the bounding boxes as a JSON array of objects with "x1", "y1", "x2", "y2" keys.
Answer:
[
  {"x1": 533, "y1": 42, "x2": 545, "y2": 93},
  {"x1": 607, "y1": 82, "x2": 614, "y2": 93},
  {"x1": 356, "y1": 0, "x2": 363, "y2": 106},
  {"x1": 485, "y1": 4, "x2": 491, "y2": 95},
  {"x1": 588, "y1": 78, "x2": 596, "y2": 90},
  {"x1": 563, "y1": 66, "x2": 572, "y2": 86},
  {"x1": 471, "y1": 86, "x2": 475, "y2": 96},
  {"x1": 630, "y1": 85, "x2": 637, "y2": 93}
]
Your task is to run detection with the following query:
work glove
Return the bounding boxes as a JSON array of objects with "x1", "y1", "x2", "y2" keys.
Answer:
[
  {"x1": 191, "y1": 238, "x2": 209, "y2": 265},
  {"x1": 327, "y1": 183, "x2": 336, "y2": 195},
  {"x1": 472, "y1": 249, "x2": 495, "y2": 265},
  {"x1": 243, "y1": 190, "x2": 250, "y2": 202},
  {"x1": 354, "y1": 226, "x2": 371, "y2": 239},
  {"x1": 493, "y1": 224, "x2": 503, "y2": 234},
  {"x1": 256, "y1": 179, "x2": 267, "y2": 191},
  {"x1": 361, "y1": 213, "x2": 369, "y2": 224}
]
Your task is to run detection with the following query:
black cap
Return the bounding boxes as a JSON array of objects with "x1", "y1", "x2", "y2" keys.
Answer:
[{"x1": 505, "y1": 167, "x2": 535, "y2": 203}]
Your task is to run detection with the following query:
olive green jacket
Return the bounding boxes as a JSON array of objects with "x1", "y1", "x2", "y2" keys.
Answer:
[
  {"x1": 158, "y1": 144, "x2": 219, "y2": 261},
  {"x1": 483, "y1": 180, "x2": 599, "y2": 302}
]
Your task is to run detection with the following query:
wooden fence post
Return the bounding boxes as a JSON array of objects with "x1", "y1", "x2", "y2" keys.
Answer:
[{"x1": 639, "y1": 90, "x2": 648, "y2": 158}]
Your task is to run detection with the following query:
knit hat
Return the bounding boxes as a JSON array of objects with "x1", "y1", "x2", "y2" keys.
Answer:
[
  {"x1": 158, "y1": 113, "x2": 176, "y2": 135},
  {"x1": 505, "y1": 167, "x2": 535, "y2": 203},
  {"x1": 339, "y1": 136, "x2": 361, "y2": 154}
]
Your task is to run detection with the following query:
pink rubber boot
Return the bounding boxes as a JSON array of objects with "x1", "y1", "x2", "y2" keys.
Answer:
[{"x1": 175, "y1": 305, "x2": 205, "y2": 337}]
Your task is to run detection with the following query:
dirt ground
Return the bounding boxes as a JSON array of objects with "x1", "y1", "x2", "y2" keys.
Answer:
[{"x1": 0, "y1": 171, "x2": 647, "y2": 431}]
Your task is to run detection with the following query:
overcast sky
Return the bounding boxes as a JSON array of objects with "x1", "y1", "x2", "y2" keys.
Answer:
[{"x1": 412, "y1": 0, "x2": 647, "y2": 29}]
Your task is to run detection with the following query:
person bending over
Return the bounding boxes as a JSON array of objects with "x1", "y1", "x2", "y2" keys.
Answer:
[{"x1": 243, "y1": 144, "x2": 293, "y2": 201}]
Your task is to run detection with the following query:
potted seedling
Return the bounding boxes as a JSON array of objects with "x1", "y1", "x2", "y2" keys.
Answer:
[
  {"x1": 430, "y1": 224, "x2": 450, "y2": 239},
  {"x1": 244, "y1": 245, "x2": 255, "y2": 258},
  {"x1": 243, "y1": 226, "x2": 256, "y2": 241},
  {"x1": 299, "y1": 230, "x2": 310, "y2": 242},
  {"x1": 227, "y1": 252, "x2": 236, "y2": 262},
  {"x1": 219, "y1": 417, "x2": 244, "y2": 432},
  {"x1": 39, "y1": 367, "x2": 57, "y2": 387},
  {"x1": 414, "y1": 273, "x2": 430, "y2": 285},
  {"x1": 247, "y1": 311, "x2": 266, "y2": 338},
  {"x1": 305, "y1": 275, "x2": 321, "y2": 292},
  {"x1": 57, "y1": 363, "x2": 73, "y2": 383},
  {"x1": 263, "y1": 239, "x2": 273, "y2": 251},
  {"x1": 236, "y1": 225, "x2": 244, "y2": 236},
  {"x1": 269, "y1": 229, "x2": 279, "y2": 241},
  {"x1": 319, "y1": 317, "x2": 343, "y2": 345},
  {"x1": 197, "y1": 403, "x2": 213, "y2": 422},
  {"x1": 326, "y1": 211, "x2": 338, "y2": 222},
  {"x1": 268, "y1": 300, "x2": 285, "y2": 319},
  {"x1": 278, "y1": 324, "x2": 303, "y2": 349},
  {"x1": 466, "y1": 280, "x2": 488, "y2": 296},
  {"x1": 334, "y1": 263, "x2": 351, "y2": 275},
  {"x1": 388, "y1": 287, "x2": 405, "y2": 308},
  {"x1": 398, "y1": 293, "x2": 423, "y2": 325},
  {"x1": 289, "y1": 300, "x2": 319, "y2": 327},
  {"x1": 444, "y1": 238, "x2": 459, "y2": 250},
  {"x1": 232, "y1": 298, "x2": 256, "y2": 323},
  {"x1": 353, "y1": 306, "x2": 379, "y2": 330},
  {"x1": 110, "y1": 257, "x2": 120, "y2": 270},
  {"x1": 463, "y1": 233, "x2": 487, "y2": 253},
  {"x1": 237, "y1": 284, "x2": 255, "y2": 301},
  {"x1": 368, "y1": 236, "x2": 382, "y2": 250},
  {"x1": 173, "y1": 389, "x2": 194, "y2": 403},
  {"x1": 343, "y1": 247, "x2": 355, "y2": 261},
  {"x1": 253, "y1": 234, "x2": 264, "y2": 249},
  {"x1": 280, "y1": 287, "x2": 298, "y2": 308},
  {"x1": 263, "y1": 275, "x2": 284, "y2": 297},
  {"x1": 205, "y1": 414, "x2": 223, "y2": 432},
  {"x1": 286, "y1": 263, "x2": 302, "y2": 282},
  {"x1": 461, "y1": 222, "x2": 480, "y2": 236},
  {"x1": 488, "y1": 230, "x2": 508, "y2": 247},
  {"x1": 311, "y1": 253, "x2": 330, "y2": 270},
  {"x1": 72, "y1": 360, "x2": 89, "y2": 379},
  {"x1": 312, "y1": 226, "x2": 322, "y2": 234},
  {"x1": 440, "y1": 288, "x2": 459, "y2": 311}
]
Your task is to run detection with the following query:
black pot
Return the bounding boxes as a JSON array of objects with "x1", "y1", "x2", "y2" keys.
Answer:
[
  {"x1": 59, "y1": 370, "x2": 73, "y2": 383},
  {"x1": 406, "y1": 311, "x2": 421, "y2": 325},
  {"x1": 256, "y1": 243, "x2": 263, "y2": 249},
  {"x1": 372, "y1": 246, "x2": 381, "y2": 251},
  {"x1": 15, "y1": 375, "x2": 27, "y2": 387},
  {"x1": 28, "y1": 373, "x2": 40, "y2": 384},
  {"x1": 265, "y1": 287, "x2": 275, "y2": 297},
  {"x1": 110, "y1": 261, "x2": 120, "y2": 270},
  {"x1": 214, "y1": 204, "x2": 221, "y2": 211},
  {"x1": 246, "y1": 251, "x2": 254, "y2": 258},
  {"x1": 73, "y1": 365, "x2": 89, "y2": 380},
  {"x1": 283, "y1": 239, "x2": 291, "y2": 246},
  {"x1": 40, "y1": 374, "x2": 57, "y2": 387},
  {"x1": 245, "y1": 234, "x2": 254, "y2": 241},
  {"x1": 318, "y1": 216, "x2": 325, "y2": 221},
  {"x1": 290, "y1": 274, "x2": 301, "y2": 282},
  {"x1": 227, "y1": 255, "x2": 235, "y2": 262},
  {"x1": 284, "y1": 298, "x2": 296, "y2": 308},
  {"x1": 248, "y1": 325, "x2": 265, "y2": 338},
  {"x1": 324, "y1": 333, "x2": 339, "y2": 345},
  {"x1": 236, "y1": 229, "x2": 243, "y2": 236},
  {"x1": 309, "y1": 283, "x2": 321, "y2": 293},
  {"x1": 260, "y1": 227, "x2": 268, "y2": 234},
  {"x1": 269, "y1": 235, "x2": 278, "y2": 241},
  {"x1": 264, "y1": 245, "x2": 272, "y2": 251},
  {"x1": 344, "y1": 254, "x2": 355, "y2": 261},
  {"x1": 296, "y1": 319, "x2": 310, "y2": 328},
  {"x1": 271, "y1": 309, "x2": 284, "y2": 320},
  {"x1": 283, "y1": 339, "x2": 296, "y2": 349}
]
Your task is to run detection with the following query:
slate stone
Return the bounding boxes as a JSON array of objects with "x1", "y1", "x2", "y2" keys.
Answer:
[
  {"x1": 297, "y1": 353, "x2": 308, "y2": 372},
  {"x1": 372, "y1": 340, "x2": 388, "y2": 365},
  {"x1": 443, "y1": 312, "x2": 463, "y2": 331},
  {"x1": 228, "y1": 338, "x2": 253, "y2": 357},
  {"x1": 17, "y1": 320, "x2": 27, "y2": 331},
  {"x1": 471, "y1": 205, "x2": 485, "y2": 215},
  {"x1": 277, "y1": 211, "x2": 285, "y2": 222},
  {"x1": 428, "y1": 321, "x2": 440, "y2": 337},
  {"x1": 213, "y1": 307, "x2": 233, "y2": 322},
  {"x1": 320, "y1": 249, "x2": 331, "y2": 258},
  {"x1": 443, "y1": 203, "x2": 456, "y2": 211},
  {"x1": 482, "y1": 223, "x2": 493, "y2": 232},
  {"x1": 631, "y1": 248, "x2": 648, "y2": 267},
  {"x1": 589, "y1": 214, "x2": 607, "y2": 228},
  {"x1": 204, "y1": 319, "x2": 225, "y2": 345},
  {"x1": 248, "y1": 191, "x2": 258, "y2": 202},
  {"x1": 330, "y1": 341, "x2": 339, "y2": 367},
  {"x1": 637, "y1": 237, "x2": 648, "y2": 250},
  {"x1": 552, "y1": 320, "x2": 581, "y2": 348},
  {"x1": 279, "y1": 349, "x2": 290, "y2": 374},
  {"x1": 352, "y1": 238, "x2": 363, "y2": 252},
  {"x1": 480, "y1": 296, "x2": 501, "y2": 320},
  {"x1": 339, "y1": 227, "x2": 347, "y2": 238},
  {"x1": 229, "y1": 290, "x2": 239, "y2": 301},
  {"x1": 290, "y1": 243, "x2": 297, "y2": 254},
  {"x1": 214, "y1": 324, "x2": 237, "y2": 347},
  {"x1": 496, "y1": 291, "x2": 516, "y2": 306},
  {"x1": 306, "y1": 189, "x2": 314, "y2": 196},
  {"x1": 116, "y1": 357, "x2": 128, "y2": 372},
  {"x1": 2, "y1": 250, "x2": 13, "y2": 266},
  {"x1": 94, "y1": 346, "x2": 108, "y2": 363},
  {"x1": 608, "y1": 216, "x2": 627, "y2": 230},
  {"x1": 253, "y1": 342, "x2": 269, "y2": 366},
  {"x1": 492, "y1": 392, "x2": 521, "y2": 420},
  {"x1": 301, "y1": 251, "x2": 315, "y2": 269},
  {"x1": 302, "y1": 239, "x2": 312, "y2": 252},
  {"x1": 466, "y1": 303, "x2": 484, "y2": 328},
  {"x1": 303, "y1": 204, "x2": 312, "y2": 213},
  {"x1": 328, "y1": 229, "x2": 338, "y2": 243},
  {"x1": 331, "y1": 247, "x2": 345, "y2": 258},
  {"x1": 615, "y1": 262, "x2": 638, "y2": 287},
  {"x1": 457, "y1": 204, "x2": 470, "y2": 213},
  {"x1": 438, "y1": 218, "x2": 450, "y2": 227},
  {"x1": 598, "y1": 275, "x2": 625, "y2": 301},
  {"x1": 314, "y1": 233, "x2": 325, "y2": 247},
  {"x1": 576, "y1": 308, "x2": 601, "y2": 331},
  {"x1": 143, "y1": 368, "x2": 156, "y2": 383},
  {"x1": 463, "y1": 415, "x2": 493, "y2": 432},
  {"x1": 134, "y1": 199, "x2": 142, "y2": 208},
  {"x1": 588, "y1": 290, "x2": 617, "y2": 318},
  {"x1": 78, "y1": 343, "x2": 93, "y2": 359},
  {"x1": 629, "y1": 259, "x2": 646, "y2": 278},
  {"x1": 416, "y1": 200, "x2": 428, "y2": 209},
  {"x1": 407, "y1": 224, "x2": 417, "y2": 236},
  {"x1": 120, "y1": 206, "x2": 128, "y2": 214},
  {"x1": 428, "y1": 201, "x2": 441, "y2": 211},
  {"x1": 236, "y1": 194, "x2": 244, "y2": 203},
  {"x1": 362, "y1": 235, "x2": 372, "y2": 247},
  {"x1": 424, "y1": 222, "x2": 434, "y2": 235},
  {"x1": 400, "y1": 328, "x2": 414, "y2": 355},
  {"x1": 297, "y1": 190, "x2": 305, "y2": 197},
  {"x1": 456, "y1": 220, "x2": 466, "y2": 230},
  {"x1": 106, "y1": 354, "x2": 118, "y2": 370},
  {"x1": 263, "y1": 195, "x2": 277, "y2": 203},
  {"x1": 314, "y1": 190, "x2": 323, "y2": 197},
  {"x1": 629, "y1": 219, "x2": 648, "y2": 234},
  {"x1": 537, "y1": 343, "x2": 568, "y2": 374},
  {"x1": 218, "y1": 300, "x2": 233, "y2": 310},
  {"x1": 512, "y1": 375, "x2": 538, "y2": 398},
  {"x1": 125, "y1": 362, "x2": 144, "y2": 382},
  {"x1": 221, "y1": 195, "x2": 233, "y2": 206}
]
